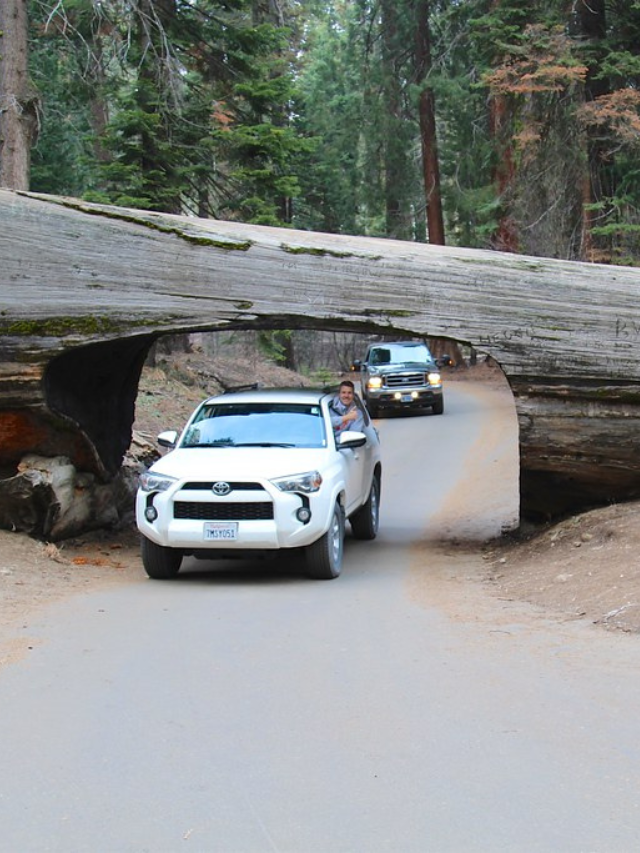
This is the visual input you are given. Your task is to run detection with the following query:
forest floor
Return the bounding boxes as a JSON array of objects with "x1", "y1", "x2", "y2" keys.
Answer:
[{"x1": 2, "y1": 350, "x2": 640, "y2": 663}]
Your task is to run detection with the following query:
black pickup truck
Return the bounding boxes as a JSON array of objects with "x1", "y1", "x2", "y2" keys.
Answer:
[{"x1": 352, "y1": 341, "x2": 444, "y2": 418}]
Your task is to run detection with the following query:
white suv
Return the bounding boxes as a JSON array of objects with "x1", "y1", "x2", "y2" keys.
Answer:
[{"x1": 136, "y1": 388, "x2": 382, "y2": 580}]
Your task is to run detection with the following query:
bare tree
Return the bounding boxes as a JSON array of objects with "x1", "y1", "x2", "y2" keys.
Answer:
[{"x1": 0, "y1": 0, "x2": 39, "y2": 189}]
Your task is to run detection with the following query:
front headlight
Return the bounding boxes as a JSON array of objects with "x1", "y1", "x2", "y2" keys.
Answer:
[
  {"x1": 427, "y1": 372, "x2": 442, "y2": 386},
  {"x1": 368, "y1": 376, "x2": 383, "y2": 389},
  {"x1": 139, "y1": 471, "x2": 178, "y2": 493},
  {"x1": 271, "y1": 471, "x2": 323, "y2": 494}
]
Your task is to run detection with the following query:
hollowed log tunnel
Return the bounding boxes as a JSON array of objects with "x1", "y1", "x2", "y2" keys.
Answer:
[{"x1": 2, "y1": 188, "x2": 640, "y2": 529}]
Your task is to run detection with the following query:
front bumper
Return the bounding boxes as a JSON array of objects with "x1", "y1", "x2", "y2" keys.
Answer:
[
  {"x1": 368, "y1": 387, "x2": 442, "y2": 409},
  {"x1": 136, "y1": 483, "x2": 335, "y2": 552}
]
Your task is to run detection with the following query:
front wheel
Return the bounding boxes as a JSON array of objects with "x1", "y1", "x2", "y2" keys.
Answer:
[
  {"x1": 432, "y1": 397, "x2": 444, "y2": 415},
  {"x1": 306, "y1": 502, "x2": 345, "y2": 580},
  {"x1": 141, "y1": 536, "x2": 183, "y2": 579},
  {"x1": 349, "y1": 474, "x2": 380, "y2": 540}
]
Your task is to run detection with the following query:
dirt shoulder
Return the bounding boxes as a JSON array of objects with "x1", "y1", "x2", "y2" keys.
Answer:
[
  {"x1": 1, "y1": 356, "x2": 639, "y2": 655},
  {"x1": 481, "y1": 502, "x2": 640, "y2": 633},
  {"x1": 446, "y1": 362, "x2": 640, "y2": 634}
]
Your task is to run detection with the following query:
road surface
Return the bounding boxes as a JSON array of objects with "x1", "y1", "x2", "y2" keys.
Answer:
[{"x1": 1, "y1": 382, "x2": 640, "y2": 852}]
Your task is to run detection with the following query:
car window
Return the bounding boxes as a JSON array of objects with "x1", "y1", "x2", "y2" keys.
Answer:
[
  {"x1": 369, "y1": 348, "x2": 391, "y2": 365},
  {"x1": 182, "y1": 403, "x2": 327, "y2": 449}
]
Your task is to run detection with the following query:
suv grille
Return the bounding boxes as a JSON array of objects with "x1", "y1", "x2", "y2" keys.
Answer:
[
  {"x1": 181, "y1": 481, "x2": 265, "y2": 491},
  {"x1": 385, "y1": 371, "x2": 425, "y2": 388},
  {"x1": 174, "y1": 501, "x2": 274, "y2": 520}
]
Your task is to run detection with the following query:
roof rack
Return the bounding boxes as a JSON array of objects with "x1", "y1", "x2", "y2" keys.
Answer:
[{"x1": 221, "y1": 382, "x2": 263, "y2": 394}]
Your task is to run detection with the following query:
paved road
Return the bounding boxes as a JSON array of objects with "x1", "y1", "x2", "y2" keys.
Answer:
[{"x1": 2, "y1": 384, "x2": 640, "y2": 852}]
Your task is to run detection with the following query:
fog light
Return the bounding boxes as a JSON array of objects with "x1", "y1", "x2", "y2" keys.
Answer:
[
  {"x1": 296, "y1": 506, "x2": 312, "y2": 523},
  {"x1": 145, "y1": 506, "x2": 158, "y2": 522},
  {"x1": 411, "y1": 391, "x2": 418, "y2": 399},
  {"x1": 394, "y1": 392, "x2": 402, "y2": 400}
]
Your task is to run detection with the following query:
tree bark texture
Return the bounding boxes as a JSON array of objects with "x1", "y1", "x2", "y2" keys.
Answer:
[
  {"x1": 414, "y1": 0, "x2": 445, "y2": 246},
  {"x1": 0, "y1": 0, "x2": 38, "y2": 190},
  {"x1": 1, "y1": 189, "x2": 640, "y2": 526},
  {"x1": 573, "y1": 0, "x2": 614, "y2": 263}
]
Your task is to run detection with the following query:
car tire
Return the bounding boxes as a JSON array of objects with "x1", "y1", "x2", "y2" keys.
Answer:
[
  {"x1": 367, "y1": 401, "x2": 379, "y2": 418},
  {"x1": 141, "y1": 536, "x2": 183, "y2": 579},
  {"x1": 306, "y1": 502, "x2": 344, "y2": 580},
  {"x1": 432, "y1": 397, "x2": 444, "y2": 415},
  {"x1": 350, "y1": 473, "x2": 381, "y2": 540}
]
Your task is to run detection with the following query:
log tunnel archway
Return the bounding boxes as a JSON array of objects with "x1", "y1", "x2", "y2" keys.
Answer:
[{"x1": 2, "y1": 188, "x2": 640, "y2": 536}]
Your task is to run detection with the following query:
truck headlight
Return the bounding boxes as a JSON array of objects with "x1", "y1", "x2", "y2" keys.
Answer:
[
  {"x1": 139, "y1": 472, "x2": 177, "y2": 493},
  {"x1": 271, "y1": 471, "x2": 323, "y2": 494},
  {"x1": 427, "y1": 372, "x2": 442, "y2": 386},
  {"x1": 368, "y1": 376, "x2": 383, "y2": 389}
]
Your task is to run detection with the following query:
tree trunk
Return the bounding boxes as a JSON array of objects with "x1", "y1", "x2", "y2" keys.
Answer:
[
  {"x1": 88, "y1": 39, "x2": 111, "y2": 165},
  {"x1": 572, "y1": 0, "x2": 613, "y2": 262},
  {"x1": 0, "y1": 0, "x2": 38, "y2": 190},
  {"x1": 486, "y1": 0, "x2": 518, "y2": 252},
  {"x1": 381, "y1": 0, "x2": 412, "y2": 240},
  {"x1": 414, "y1": 0, "x2": 445, "y2": 245},
  {"x1": 489, "y1": 93, "x2": 518, "y2": 252}
]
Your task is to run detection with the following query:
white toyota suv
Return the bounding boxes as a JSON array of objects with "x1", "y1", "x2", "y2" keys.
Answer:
[{"x1": 136, "y1": 388, "x2": 382, "y2": 580}]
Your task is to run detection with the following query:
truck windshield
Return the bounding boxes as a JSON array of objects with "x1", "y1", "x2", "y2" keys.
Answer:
[{"x1": 369, "y1": 343, "x2": 433, "y2": 365}]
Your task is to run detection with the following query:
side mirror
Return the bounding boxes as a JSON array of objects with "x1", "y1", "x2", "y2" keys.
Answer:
[
  {"x1": 338, "y1": 430, "x2": 367, "y2": 449},
  {"x1": 351, "y1": 359, "x2": 362, "y2": 371},
  {"x1": 157, "y1": 430, "x2": 178, "y2": 449}
]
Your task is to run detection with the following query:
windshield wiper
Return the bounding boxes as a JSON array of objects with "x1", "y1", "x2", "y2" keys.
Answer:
[
  {"x1": 186, "y1": 440, "x2": 235, "y2": 448},
  {"x1": 233, "y1": 442, "x2": 295, "y2": 448}
]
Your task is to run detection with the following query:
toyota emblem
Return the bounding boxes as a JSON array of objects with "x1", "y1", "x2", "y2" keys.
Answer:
[{"x1": 212, "y1": 481, "x2": 232, "y2": 496}]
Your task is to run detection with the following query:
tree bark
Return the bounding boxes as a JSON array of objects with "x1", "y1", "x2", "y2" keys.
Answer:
[
  {"x1": 381, "y1": 0, "x2": 412, "y2": 241},
  {"x1": 414, "y1": 0, "x2": 445, "y2": 245},
  {"x1": 572, "y1": 0, "x2": 613, "y2": 262},
  {"x1": 0, "y1": 0, "x2": 38, "y2": 190}
]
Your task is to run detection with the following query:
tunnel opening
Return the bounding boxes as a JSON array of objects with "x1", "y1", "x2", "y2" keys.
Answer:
[
  {"x1": 44, "y1": 334, "x2": 157, "y2": 478},
  {"x1": 131, "y1": 327, "x2": 521, "y2": 541}
]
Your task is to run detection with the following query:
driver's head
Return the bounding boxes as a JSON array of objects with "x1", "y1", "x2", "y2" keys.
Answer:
[{"x1": 338, "y1": 380, "x2": 355, "y2": 406}]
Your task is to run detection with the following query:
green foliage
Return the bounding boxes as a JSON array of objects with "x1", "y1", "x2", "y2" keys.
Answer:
[
  {"x1": 21, "y1": 0, "x2": 640, "y2": 266},
  {"x1": 257, "y1": 330, "x2": 293, "y2": 366},
  {"x1": 28, "y1": 25, "x2": 96, "y2": 195}
]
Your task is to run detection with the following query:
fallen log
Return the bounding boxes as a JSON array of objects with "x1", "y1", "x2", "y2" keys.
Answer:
[{"x1": 1, "y1": 188, "x2": 640, "y2": 533}]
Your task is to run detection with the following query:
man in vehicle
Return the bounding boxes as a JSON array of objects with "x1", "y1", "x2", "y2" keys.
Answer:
[{"x1": 329, "y1": 380, "x2": 365, "y2": 434}]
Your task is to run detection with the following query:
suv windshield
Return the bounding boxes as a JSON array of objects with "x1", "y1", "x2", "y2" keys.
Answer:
[
  {"x1": 182, "y1": 403, "x2": 327, "y2": 449},
  {"x1": 369, "y1": 343, "x2": 433, "y2": 366}
]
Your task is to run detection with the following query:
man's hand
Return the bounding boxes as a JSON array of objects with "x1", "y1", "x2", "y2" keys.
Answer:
[{"x1": 343, "y1": 409, "x2": 358, "y2": 424}]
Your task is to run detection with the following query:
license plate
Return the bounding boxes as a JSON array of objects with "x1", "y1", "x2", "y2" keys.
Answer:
[
  {"x1": 204, "y1": 522, "x2": 238, "y2": 541},
  {"x1": 402, "y1": 394, "x2": 413, "y2": 403}
]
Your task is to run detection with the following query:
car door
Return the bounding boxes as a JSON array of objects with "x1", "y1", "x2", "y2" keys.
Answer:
[
  {"x1": 337, "y1": 434, "x2": 366, "y2": 515},
  {"x1": 336, "y1": 396, "x2": 375, "y2": 515}
]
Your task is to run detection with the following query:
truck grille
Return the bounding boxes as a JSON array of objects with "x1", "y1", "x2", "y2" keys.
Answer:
[
  {"x1": 174, "y1": 501, "x2": 274, "y2": 520},
  {"x1": 385, "y1": 371, "x2": 425, "y2": 388}
]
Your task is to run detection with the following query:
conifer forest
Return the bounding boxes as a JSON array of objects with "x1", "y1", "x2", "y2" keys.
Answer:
[{"x1": 1, "y1": 1, "x2": 639, "y2": 267}]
